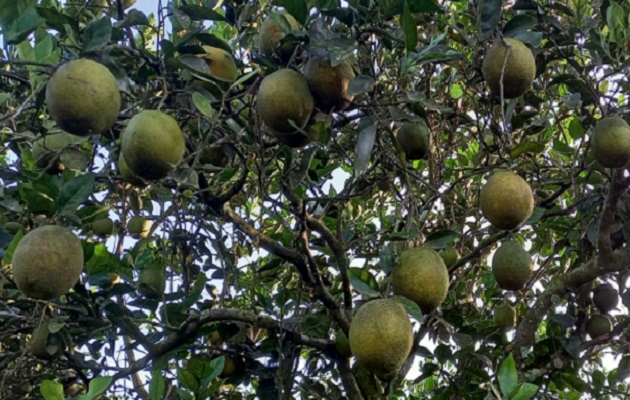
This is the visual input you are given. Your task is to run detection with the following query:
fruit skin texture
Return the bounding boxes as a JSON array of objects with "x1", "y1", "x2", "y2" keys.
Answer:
[
  {"x1": 439, "y1": 246, "x2": 459, "y2": 269},
  {"x1": 197, "y1": 46, "x2": 238, "y2": 82},
  {"x1": 91, "y1": 218, "x2": 114, "y2": 236},
  {"x1": 480, "y1": 170, "x2": 534, "y2": 230},
  {"x1": 591, "y1": 117, "x2": 630, "y2": 168},
  {"x1": 482, "y1": 38, "x2": 536, "y2": 99},
  {"x1": 259, "y1": 12, "x2": 300, "y2": 60},
  {"x1": 30, "y1": 317, "x2": 65, "y2": 359},
  {"x1": 137, "y1": 264, "x2": 165, "y2": 299},
  {"x1": 492, "y1": 240, "x2": 533, "y2": 291},
  {"x1": 392, "y1": 247, "x2": 450, "y2": 314},
  {"x1": 395, "y1": 120, "x2": 430, "y2": 160},
  {"x1": 12, "y1": 225, "x2": 84, "y2": 300},
  {"x1": 586, "y1": 315, "x2": 613, "y2": 338},
  {"x1": 494, "y1": 304, "x2": 516, "y2": 329},
  {"x1": 303, "y1": 56, "x2": 355, "y2": 112},
  {"x1": 46, "y1": 59, "x2": 121, "y2": 135},
  {"x1": 127, "y1": 216, "x2": 150, "y2": 239},
  {"x1": 257, "y1": 69, "x2": 314, "y2": 134},
  {"x1": 593, "y1": 283, "x2": 619, "y2": 314},
  {"x1": 349, "y1": 299, "x2": 413, "y2": 377},
  {"x1": 121, "y1": 110, "x2": 185, "y2": 180}
]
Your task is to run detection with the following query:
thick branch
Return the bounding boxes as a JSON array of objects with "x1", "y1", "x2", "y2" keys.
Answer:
[
  {"x1": 598, "y1": 169, "x2": 626, "y2": 264},
  {"x1": 336, "y1": 357, "x2": 364, "y2": 400}
]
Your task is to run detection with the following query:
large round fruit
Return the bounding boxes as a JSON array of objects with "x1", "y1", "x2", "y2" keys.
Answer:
[
  {"x1": 137, "y1": 264, "x2": 165, "y2": 299},
  {"x1": 586, "y1": 315, "x2": 613, "y2": 338},
  {"x1": 197, "y1": 46, "x2": 238, "y2": 82},
  {"x1": 492, "y1": 240, "x2": 533, "y2": 291},
  {"x1": 256, "y1": 69, "x2": 314, "y2": 134},
  {"x1": 259, "y1": 12, "x2": 300, "y2": 61},
  {"x1": 127, "y1": 216, "x2": 151, "y2": 239},
  {"x1": 494, "y1": 303, "x2": 516, "y2": 329},
  {"x1": 593, "y1": 283, "x2": 619, "y2": 314},
  {"x1": 12, "y1": 225, "x2": 84, "y2": 300},
  {"x1": 392, "y1": 247, "x2": 450, "y2": 314},
  {"x1": 349, "y1": 299, "x2": 413, "y2": 377},
  {"x1": 45, "y1": 58, "x2": 121, "y2": 135},
  {"x1": 121, "y1": 110, "x2": 185, "y2": 180},
  {"x1": 395, "y1": 120, "x2": 430, "y2": 160},
  {"x1": 591, "y1": 117, "x2": 630, "y2": 168},
  {"x1": 480, "y1": 170, "x2": 534, "y2": 230},
  {"x1": 482, "y1": 38, "x2": 536, "y2": 99},
  {"x1": 303, "y1": 56, "x2": 355, "y2": 112}
]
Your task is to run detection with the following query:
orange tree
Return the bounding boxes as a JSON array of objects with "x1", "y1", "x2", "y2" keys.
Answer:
[{"x1": 1, "y1": 0, "x2": 630, "y2": 399}]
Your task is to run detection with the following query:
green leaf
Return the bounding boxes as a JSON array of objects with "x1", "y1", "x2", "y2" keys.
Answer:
[
  {"x1": 7, "y1": 7, "x2": 40, "y2": 45},
  {"x1": 174, "y1": 388, "x2": 194, "y2": 400},
  {"x1": 424, "y1": 229, "x2": 457, "y2": 249},
  {"x1": 510, "y1": 142, "x2": 546, "y2": 158},
  {"x1": 81, "y1": 376, "x2": 113, "y2": 400},
  {"x1": 392, "y1": 294, "x2": 424, "y2": 322},
  {"x1": 568, "y1": 117, "x2": 584, "y2": 139},
  {"x1": 498, "y1": 353, "x2": 518, "y2": 399},
  {"x1": 149, "y1": 370, "x2": 165, "y2": 400},
  {"x1": 348, "y1": 268, "x2": 380, "y2": 296},
  {"x1": 179, "y1": 5, "x2": 226, "y2": 22},
  {"x1": 450, "y1": 84, "x2": 463, "y2": 99},
  {"x1": 178, "y1": 54, "x2": 211, "y2": 74},
  {"x1": 272, "y1": 0, "x2": 308, "y2": 25},
  {"x1": 380, "y1": 0, "x2": 441, "y2": 16},
  {"x1": 58, "y1": 174, "x2": 95, "y2": 215},
  {"x1": 192, "y1": 92, "x2": 214, "y2": 118},
  {"x1": 40, "y1": 380, "x2": 64, "y2": 400},
  {"x1": 478, "y1": 0, "x2": 502, "y2": 42},
  {"x1": 511, "y1": 383, "x2": 539, "y2": 400},
  {"x1": 347, "y1": 75, "x2": 374, "y2": 97},
  {"x1": 503, "y1": 15, "x2": 537, "y2": 37},
  {"x1": 3, "y1": 229, "x2": 24, "y2": 264},
  {"x1": 401, "y1": 0, "x2": 417, "y2": 52},
  {"x1": 83, "y1": 17, "x2": 112, "y2": 52},
  {"x1": 354, "y1": 121, "x2": 377, "y2": 175},
  {"x1": 200, "y1": 356, "x2": 224, "y2": 388},
  {"x1": 178, "y1": 368, "x2": 200, "y2": 392}
]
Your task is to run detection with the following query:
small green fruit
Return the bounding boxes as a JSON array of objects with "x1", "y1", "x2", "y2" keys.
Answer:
[
  {"x1": 127, "y1": 216, "x2": 151, "y2": 239},
  {"x1": 593, "y1": 283, "x2": 619, "y2": 314},
  {"x1": 91, "y1": 218, "x2": 114, "y2": 236},
  {"x1": 137, "y1": 264, "x2": 165, "y2": 299},
  {"x1": 480, "y1": 170, "x2": 534, "y2": 231},
  {"x1": 439, "y1": 246, "x2": 459, "y2": 269},
  {"x1": 395, "y1": 120, "x2": 430, "y2": 160},
  {"x1": 591, "y1": 117, "x2": 630, "y2": 168},
  {"x1": 492, "y1": 240, "x2": 533, "y2": 291},
  {"x1": 494, "y1": 303, "x2": 516, "y2": 329},
  {"x1": 586, "y1": 315, "x2": 613, "y2": 338}
]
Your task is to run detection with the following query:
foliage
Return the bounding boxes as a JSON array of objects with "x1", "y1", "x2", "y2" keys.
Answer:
[{"x1": 1, "y1": 0, "x2": 630, "y2": 399}]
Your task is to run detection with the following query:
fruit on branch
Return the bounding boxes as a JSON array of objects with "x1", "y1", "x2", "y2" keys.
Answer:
[
  {"x1": 121, "y1": 110, "x2": 185, "y2": 180},
  {"x1": 220, "y1": 355, "x2": 240, "y2": 378},
  {"x1": 272, "y1": 121, "x2": 320, "y2": 148},
  {"x1": 117, "y1": 154, "x2": 146, "y2": 187},
  {"x1": 439, "y1": 246, "x2": 459, "y2": 269},
  {"x1": 199, "y1": 145, "x2": 231, "y2": 167},
  {"x1": 591, "y1": 116, "x2": 630, "y2": 168},
  {"x1": 91, "y1": 217, "x2": 114, "y2": 236},
  {"x1": 392, "y1": 247, "x2": 450, "y2": 314},
  {"x1": 45, "y1": 58, "x2": 121, "y2": 135},
  {"x1": 482, "y1": 37, "x2": 536, "y2": 99},
  {"x1": 256, "y1": 69, "x2": 314, "y2": 134},
  {"x1": 492, "y1": 240, "x2": 533, "y2": 291},
  {"x1": 494, "y1": 303, "x2": 517, "y2": 329},
  {"x1": 303, "y1": 56, "x2": 355, "y2": 112},
  {"x1": 196, "y1": 46, "x2": 238, "y2": 82},
  {"x1": 480, "y1": 170, "x2": 534, "y2": 230},
  {"x1": 593, "y1": 283, "x2": 619, "y2": 314},
  {"x1": 127, "y1": 216, "x2": 150, "y2": 239},
  {"x1": 137, "y1": 264, "x2": 165, "y2": 299},
  {"x1": 395, "y1": 120, "x2": 430, "y2": 160},
  {"x1": 586, "y1": 314, "x2": 613, "y2": 338},
  {"x1": 259, "y1": 11, "x2": 300, "y2": 61},
  {"x1": 12, "y1": 225, "x2": 84, "y2": 300},
  {"x1": 30, "y1": 317, "x2": 66, "y2": 359},
  {"x1": 349, "y1": 299, "x2": 413, "y2": 377}
]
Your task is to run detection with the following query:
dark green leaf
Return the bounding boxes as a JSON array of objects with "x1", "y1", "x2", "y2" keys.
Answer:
[
  {"x1": 401, "y1": 0, "x2": 417, "y2": 52},
  {"x1": 58, "y1": 174, "x2": 95, "y2": 215},
  {"x1": 392, "y1": 294, "x2": 424, "y2": 322},
  {"x1": 424, "y1": 229, "x2": 457, "y2": 249},
  {"x1": 510, "y1": 142, "x2": 546, "y2": 158},
  {"x1": 503, "y1": 15, "x2": 537, "y2": 37},
  {"x1": 354, "y1": 122, "x2": 377, "y2": 175},
  {"x1": 83, "y1": 17, "x2": 112, "y2": 52},
  {"x1": 511, "y1": 383, "x2": 539, "y2": 400},
  {"x1": 149, "y1": 370, "x2": 165, "y2": 400},
  {"x1": 478, "y1": 0, "x2": 502, "y2": 42},
  {"x1": 116, "y1": 9, "x2": 149, "y2": 28},
  {"x1": 178, "y1": 368, "x2": 200, "y2": 392},
  {"x1": 3, "y1": 229, "x2": 24, "y2": 264},
  {"x1": 179, "y1": 5, "x2": 225, "y2": 21},
  {"x1": 498, "y1": 353, "x2": 518, "y2": 399},
  {"x1": 83, "y1": 376, "x2": 113, "y2": 400},
  {"x1": 348, "y1": 268, "x2": 380, "y2": 296},
  {"x1": 192, "y1": 92, "x2": 214, "y2": 118},
  {"x1": 347, "y1": 75, "x2": 374, "y2": 96},
  {"x1": 272, "y1": 0, "x2": 308, "y2": 25}
]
